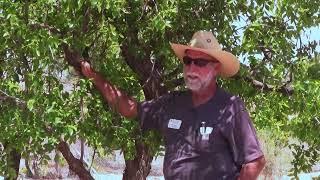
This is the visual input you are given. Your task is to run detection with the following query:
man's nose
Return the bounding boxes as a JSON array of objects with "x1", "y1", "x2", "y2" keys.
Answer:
[{"x1": 188, "y1": 62, "x2": 198, "y2": 72}]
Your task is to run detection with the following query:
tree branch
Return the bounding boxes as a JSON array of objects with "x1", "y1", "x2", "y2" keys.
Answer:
[
  {"x1": 0, "y1": 90, "x2": 26, "y2": 108},
  {"x1": 57, "y1": 141, "x2": 94, "y2": 180},
  {"x1": 164, "y1": 77, "x2": 185, "y2": 90},
  {"x1": 82, "y1": 4, "x2": 90, "y2": 34},
  {"x1": 0, "y1": 89, "x2": 94, "y2": 179},
  {"x1": 62, "y1": 44, "x2": 83, "y2": 73},
  {"x1": 233, "y1": 75, "x2": 294, "y2": 96},
  {"x1": 29, "y1": 23, "x2": 62, "y2": 35}
]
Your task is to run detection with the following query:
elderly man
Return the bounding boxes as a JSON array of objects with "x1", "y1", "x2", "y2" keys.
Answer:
[{"x1": 79, "y1": 31, "x2": 265, "y2": 179}]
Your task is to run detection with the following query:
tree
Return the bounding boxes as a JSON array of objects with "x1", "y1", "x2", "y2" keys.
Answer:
[{"x1": 0, "y1": 0, "x2": 319, "y2": 179}]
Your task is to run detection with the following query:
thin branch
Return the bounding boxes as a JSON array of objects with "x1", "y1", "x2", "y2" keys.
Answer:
[
  {"x1": 29, "y1": 23, "x2": 62, "y2": 35},
  {"x1": 142, "y1": 56, "x2": 157, "y2": 88},
  {"x1": 81, "y1": 3, "x2": 90, "y2": 33},
  {"x1": 235, "y1": 25, "x2": 247, "y2": 32},
  {"x1": 139, "y1": 0, "x2": 158, "y2": 20},
  {"x1": 23, "y1": 1, "x2": 29, "y2": 24},
  {"x1": 165, "y1": 66, "x2": 182, "y2": 79},
  {"x1": 0, "y1": 89, "x2": 26, "y2": 108},
  {"x1": 234, "y1": 75, "x2": 294, "y2": 96},
  {"x1": 89, "y1": 147, "x2": 96, "y2": 172},
  {"x1": 62, "y1": 44, "x2": 83, "y2": 73},
  {"x1": 258, "y1": 45, "x2": 274, "y2": 62},
  {"x1": 151, "y1": 0, "x2": 159, "y2": 12},
  {"x1": 164, "y1": 77, "x2": 185, "y2": 90}
]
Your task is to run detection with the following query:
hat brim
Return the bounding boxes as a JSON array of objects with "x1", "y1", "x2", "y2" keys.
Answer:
[{"x1": 170, "y1": 43, "x2": 240, "y2": 78}]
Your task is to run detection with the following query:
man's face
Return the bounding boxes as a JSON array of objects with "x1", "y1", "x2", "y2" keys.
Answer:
[{"x1": 183, "y1": 50, "x2": 220, "y2": 92}]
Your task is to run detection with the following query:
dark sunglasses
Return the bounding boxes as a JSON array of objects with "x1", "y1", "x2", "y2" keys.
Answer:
[{"x1": 183, "y1": 56, "x2": 218, "y2": 67}]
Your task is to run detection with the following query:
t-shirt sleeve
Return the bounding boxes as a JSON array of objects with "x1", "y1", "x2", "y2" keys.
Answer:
[
  {"x1": 223, "y1": 97, "x2": 264, "y2": 166},
  {"x1": 137, "y1": 93, "x2": 172, "y2": 131}
]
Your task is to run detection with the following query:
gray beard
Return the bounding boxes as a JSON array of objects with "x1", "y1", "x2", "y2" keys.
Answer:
[{"x1": 184, "y1": 71, "x2": 214, "y2": 92}]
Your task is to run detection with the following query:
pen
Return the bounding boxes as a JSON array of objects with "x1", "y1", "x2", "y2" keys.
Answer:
[{"x1": 201, "y1": 121, "x2": 206, "y2": 134}]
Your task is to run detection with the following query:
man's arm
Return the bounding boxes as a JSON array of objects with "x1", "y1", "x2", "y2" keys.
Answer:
[
  {"x1": 238, "y1": 156, "x2": 266, "y2": 180},
  {"x1": 80, "y1": 61, "x2": 138, "y2": 118}
]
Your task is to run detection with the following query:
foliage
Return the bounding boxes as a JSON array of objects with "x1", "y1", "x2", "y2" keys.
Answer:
[
  {"x1": 258, "y1": 129, "x2": 293, "y2": 178},
  {"x1": 0, "y1": 0, "x2": 319, "y2": 178}
]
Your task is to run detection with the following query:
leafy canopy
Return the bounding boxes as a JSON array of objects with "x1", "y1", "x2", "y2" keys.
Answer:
[{"x1": 0, "y1": 0, "x2": 319, "y2": 178}]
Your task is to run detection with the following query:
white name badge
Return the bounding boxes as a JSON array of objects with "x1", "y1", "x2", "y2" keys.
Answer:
[{"x1": 168, "y1": 119, "x2": 182, "y2": 129}]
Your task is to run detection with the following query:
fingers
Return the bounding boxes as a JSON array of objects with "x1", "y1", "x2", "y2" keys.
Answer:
[
  {"x1": 80, "y1": 61, "x2": 89, "y2": 69},
  {"x1": 80, "y1": 61, "x2": 94, "y2": 78}
]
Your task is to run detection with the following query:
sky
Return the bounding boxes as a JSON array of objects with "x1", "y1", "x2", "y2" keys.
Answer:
[
  {"x1": 233, "y1": 16, "x2": 320, "y2": 64},
  {"x1": 301, "y1": 26, "x2": 320, "y2": 52}
]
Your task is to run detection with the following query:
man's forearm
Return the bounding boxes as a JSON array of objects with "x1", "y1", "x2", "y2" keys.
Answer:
[
  {"x1": 81, "y1": 62, "x2": 138, "y2": 118},
  {"x1": 238, "y1": 156, "x2": 266, "y2": 180}
]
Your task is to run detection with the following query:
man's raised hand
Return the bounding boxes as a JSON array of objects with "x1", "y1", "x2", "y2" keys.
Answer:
[{"x1": 80, "y1": 61, "x2": 95, "y2": 79}]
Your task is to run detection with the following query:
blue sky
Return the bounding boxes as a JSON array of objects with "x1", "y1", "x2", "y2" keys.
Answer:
[
  {"x1": 302, "y1": 26, "x2": 320, "y2": 41},
  {"x1": 302, "y1": 26, "x2": 320, "y2": 52},
  {"x1": 233, "y1": 16, "x2": 320, "y2": 64}
]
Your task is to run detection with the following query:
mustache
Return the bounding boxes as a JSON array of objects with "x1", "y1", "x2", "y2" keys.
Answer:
[{"x1": 185, "y1": 72, "x2": 200, "y2": 78}]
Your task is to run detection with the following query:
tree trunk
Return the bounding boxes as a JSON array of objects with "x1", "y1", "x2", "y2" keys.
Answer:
[
  {"x1": 57, "y1": 141, "x2": 94, "y2": 180},
  {"x1": 123, "y1": 142, "x2": 153, "y2": 180},
  {"x1": 119, "y1": 40, "x2": 168, "y2": 180},
  {"x1": 25, "y1": 156, "x2": 33, "y2": 178},
  {"x1": 4, "y1": 145, "x2": 21, "y2": 180},
  {"x1": 80, "y1": 139, "x2": 85, "y2": 163}
]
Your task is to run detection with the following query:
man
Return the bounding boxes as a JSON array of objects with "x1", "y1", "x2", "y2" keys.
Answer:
[{"x1": 79, "y1": 31, "x2": 265, "y2": 179}]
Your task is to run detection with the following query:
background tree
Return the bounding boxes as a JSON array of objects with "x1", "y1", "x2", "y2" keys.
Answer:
[{"x1": 0, "y1": 0, "x2": 319, "y2": 179}]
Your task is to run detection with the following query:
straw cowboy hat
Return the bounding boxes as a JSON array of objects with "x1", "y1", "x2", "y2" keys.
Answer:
[{"x1": 170, "y1": 30, "x2": 240, "y2": 77}]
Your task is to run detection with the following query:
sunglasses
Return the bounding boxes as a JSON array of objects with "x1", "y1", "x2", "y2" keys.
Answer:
[{"x1": 183, "y1": 56, "x2": 218, "y2": 67}]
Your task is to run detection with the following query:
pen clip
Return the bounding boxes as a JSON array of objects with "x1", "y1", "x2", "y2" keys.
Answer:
[{"x1": 200, "y1": 121, "x2": 206, "y2": 134}]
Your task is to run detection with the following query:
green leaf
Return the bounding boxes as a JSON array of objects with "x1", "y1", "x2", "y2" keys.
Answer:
[{"x1": 27, "y1": 99, "x2": 36, "y2": 111}]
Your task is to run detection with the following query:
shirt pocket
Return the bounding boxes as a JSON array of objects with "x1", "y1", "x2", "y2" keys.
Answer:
[{"x1": 194, "y1": 122, "x2": 221, "y2": 153}]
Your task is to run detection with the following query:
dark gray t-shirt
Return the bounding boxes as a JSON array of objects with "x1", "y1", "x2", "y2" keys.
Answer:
[{"x1": 138, "y1": 88, "x2": 263, "y2": 180}]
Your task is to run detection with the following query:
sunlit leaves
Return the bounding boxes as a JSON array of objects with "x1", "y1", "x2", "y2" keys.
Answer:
[
  {"x1": 0, "y1": 0, "x2": 319, "y2": 177},
  {"x1": 288, "y1": 143, "x2": 320, "y2": 178}
]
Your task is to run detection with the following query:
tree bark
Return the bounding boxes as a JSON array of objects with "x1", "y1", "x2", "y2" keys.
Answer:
[
  {"x1": 123, "y1": 142, "x2": 153, "y2": 180},
  {"x1": 25, "y1": 156, "x2": 34, "y2": 178},
  {"x1": 57, "y1": 141, "x2": 94, "y2": 180},
  {"x1": 4, "y1": 144, "x2": 21, "y2": 180},
  {"x1": 120, "y1": 41, "x2": 167, "y2": 180}
]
